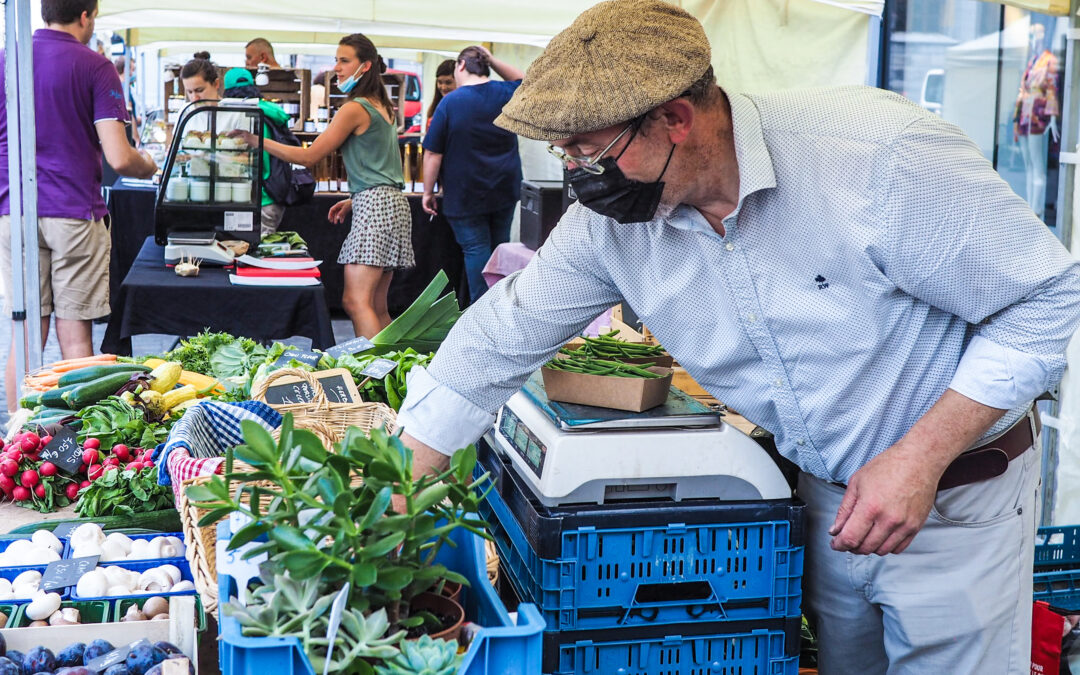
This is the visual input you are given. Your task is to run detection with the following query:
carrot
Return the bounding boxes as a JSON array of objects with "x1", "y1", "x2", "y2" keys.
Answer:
[
  {"x1": 49, "y1": 357, "x2": 118, "y2": 372},
  {"x1": 25, "y1": 374, "x2": 59, "y2": 386},
  {"x1": 47, "y1": 353, "x2": 117, "y2": 369}
]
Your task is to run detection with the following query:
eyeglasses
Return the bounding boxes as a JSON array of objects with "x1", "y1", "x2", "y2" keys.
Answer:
[{"x1": 547, "y1": 121, "x2": 637, "y2": 175}]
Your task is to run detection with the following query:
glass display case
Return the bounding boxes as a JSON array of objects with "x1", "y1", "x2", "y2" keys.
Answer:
[{"x1": 154, "y1": 100, "x2": 264, "y2": 249}]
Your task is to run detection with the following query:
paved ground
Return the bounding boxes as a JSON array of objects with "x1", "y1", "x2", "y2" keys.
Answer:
[{"x1": 0, "y1": 311, "x2": 358, "y2": 429}]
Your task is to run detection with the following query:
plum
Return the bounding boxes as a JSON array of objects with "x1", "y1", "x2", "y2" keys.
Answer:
[
  {"x1": 0, "y1": 656, "x2": 19, "y2": 675},
  {"x1": 151, "y1": 643, "x2": 180, "y2": 657},
  {"x1": 124, "y1": 644, "x2": 166, "y2": 675},
  {"x1": 83, "y1": 640, "x2": 114, "y2": 663},
  {"x1": 103, "y1": 666, "x2": 130, "y2": 675},
  {"x1": 60, "y1": 669, "x2": 94, "y2": 675},
  {"x1": 4, "y1": 651, "x2": 25, "y2": 675},
  {"x1": 23, "y1": 646, "x2": 56, "y2": 674},
  {"x1": 56, "y1": 643, "x2": 85, "y2": 668},
  {"x1": 0, "y1": 631, "x2": 5, "y2": 657}
]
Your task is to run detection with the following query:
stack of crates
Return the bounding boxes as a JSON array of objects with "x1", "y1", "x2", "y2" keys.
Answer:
[
  {"x1": 1034, "y1": 525, "x2": 1080, "y2": 611},
  {"x1": 477, "y1": 440, "x2": 806, "y2": 675}
]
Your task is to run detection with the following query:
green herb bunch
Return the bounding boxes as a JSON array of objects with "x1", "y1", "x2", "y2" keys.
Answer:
[
  {"x1": 187, "y1": 415, "x2": 492, "y2": 634},
  {"x1": 75, "y1": 465, "x2": 174, "y2": 518}
]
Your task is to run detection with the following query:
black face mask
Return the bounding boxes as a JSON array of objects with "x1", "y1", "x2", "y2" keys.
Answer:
[{"x1": 568, "y1": 135, "x2": 677, "y2": 224}]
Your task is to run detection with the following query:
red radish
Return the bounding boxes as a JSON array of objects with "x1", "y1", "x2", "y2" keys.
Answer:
[
  {"x1": 104, "y1": 465, "x2": 118, "y2": 473},
  {"x1": 82, "y1": 449, "x2": 100, "y2": 465},
  {"x1": 39, "y1": 435, "x2": 52, "y2": 446},
  {"x1": 65, "y1": 483, "x2": 79, "y2": 500},
  {"x1": 39, "y1": 462, "x2": 57, "y2": 477},
  {"x1": 127, "y1": 462, "x2": 143, "y2": 471},
  {"x1": 79, "y1": 480, "x2": 90, "y2": 488},
  {"x1": 87, "y1": 465, "x2": 104, "y2": 481},
  {"x1": 12, "y1": 486, "x2": 29, "y2": 501},
  {"x1": 0, "y1": 459, "x2": 17, "y2": 477},
  {"x1": 5, "y1": 449, "x2": 20, "y2": 461},
  {"x1": 20, "y1": 433, "x2": 40, "y2": 451},
  {"x1": 143, "y1": 460, "x2": 155, "y2": 469},
  {"x1": 20, "y1": 470, "x2": 39, "y2": 487},
  {"x1": 112, "y1": 445, "x2": 130, "y2": 462},
  {"x1": 0, "y1": 475, "x2": 13, "y2": 493},
  {"x1": 33, "y1": 484, "x2": 45, "y2": 498},
  {"x1": 0, "y1": 437, "x2": 6, "y2": 449},
  {"x1": 104, "y1": 457, "x2": 120, "y2": 467},
  {"x1": 83, "y1": 438, "x2": 100, "y2": 450}
]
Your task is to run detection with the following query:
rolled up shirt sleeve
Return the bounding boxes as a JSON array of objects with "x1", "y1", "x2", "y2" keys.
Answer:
[
  {"x1": 881, "y1": 115, "x2": 1080, "y2": 409},
  {"x1": 396, "y1": 204, "x2": 623, "y2": 453}
]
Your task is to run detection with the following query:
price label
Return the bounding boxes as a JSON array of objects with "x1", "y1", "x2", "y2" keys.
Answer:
[
  {"x1": 223, "y1": 211, "x2": 254, "y2": 232},
  {"x1": 323, "y1": 583, "x2": 351, "y2": 675},
  {"x1": 273, "y1": 348, "x2": 322, "y2": 369},
  {"x1": 38, "y1": 427, "x2": 83, "y2": 475},
  {"x1": 326, "y1": 337, "x2": 374, "y2": 359},
  {"x1": 86, "y1": 638, "x2": 149, "y2": 672},
  {"x1": 262, "y1": 369, "x2": 359, "y2": 405},
  {"x1": 360, "y1": 359, "x2": 397, "y2": 380},
  {"x1": 51, "y1": 521, "x2": 79, "y2": 539},
  {"x1": 42, "y1": 555, "x2": 98, "y2": 591},
  {"x1": 217, "y1": 539, "x2": 267, "y2": 606}
]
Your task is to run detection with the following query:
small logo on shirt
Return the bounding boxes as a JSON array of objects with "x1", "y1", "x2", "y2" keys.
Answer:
[{"x1": 814, "y1": 275, "x2": 829, "y2": 290}]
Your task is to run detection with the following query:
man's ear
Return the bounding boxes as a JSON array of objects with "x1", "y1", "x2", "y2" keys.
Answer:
[{"x1": 655, "y1": 99, "x2": 694, "y2": 144}]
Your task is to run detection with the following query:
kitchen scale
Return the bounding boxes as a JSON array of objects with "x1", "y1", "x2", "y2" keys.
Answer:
[
  {"x1": 164, "y1": 232, "x2": 236, "y2": 266},
  {"x1": 489, "y1": 372, "x2": 791, "y2": 506}
]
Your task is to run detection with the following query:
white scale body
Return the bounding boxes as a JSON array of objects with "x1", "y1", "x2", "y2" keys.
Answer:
[
  {"x1": 164, "y1": 233, "x2": 236, "y2": 266},
  {"x1": 491, "y1": 384, "x2": 791, "y2": 507}
]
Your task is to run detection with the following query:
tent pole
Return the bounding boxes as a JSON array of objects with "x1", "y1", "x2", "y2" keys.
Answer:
[
  {"x1": 4, "y1": 0, "x2": 28, "y2": 410},
  {"x1": 14, "y1": 0, "x2": 41, "y2": 376}
]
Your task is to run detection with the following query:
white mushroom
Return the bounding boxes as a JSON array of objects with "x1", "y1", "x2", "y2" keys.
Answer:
[
  {"x1": 158, "y1": 565, "x2": 182, "y2": 586},
  {"x1": 31, "y1": 529, "x2": 63, "y2": 554},
  {"x1": 108, "y1": 585, "x2": 134, "y2": 596},
  {"x1": 169, "y1": 580, "x2": 195, "y2": 593},
  {"x1": 12, "y1": 569, "x2": 42, "y2": 597},
  {"x1": 75, "y1": 569, "x2": 108, "y2": 598},
  {"x1": 25, "y1": 591, "x2": 62, "y2": 621},
  {"x1": 73, "y1": 540, "x2": 103, "y2": 559},
  {"x1": 164, "y1": 537, "x2": 185, "y2": 556},
  {"x1": 48, "y1": 606, "x2": 81, "y2": 626},
  {"x1": 103, "y1": 565, "x2": 137, "y2": 588},
  {"x1": 123, "y1": 604, "x2": 148, "y2": 621},
  {"x1": 129, "y1": 539, "x2": 151, "y2": 560},
  {"x1": 137, "y1": 569, "x2": 173, "y2": 593},
  {"x1": 146, "y1": 538, "x2": 166, "y2": 559},
  {"x1": 70, "y1": 523, "x2": 106, "y2": 552},
  {"x1": 100, "y1": 539, "x2": 129, "y2": 562}
]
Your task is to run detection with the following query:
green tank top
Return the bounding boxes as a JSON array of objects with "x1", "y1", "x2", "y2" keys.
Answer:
[{"x1": 341, "y1": 99, "x2": 404, "y2": 193}]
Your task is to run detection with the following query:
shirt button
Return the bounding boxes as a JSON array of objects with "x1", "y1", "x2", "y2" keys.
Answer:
[
  {"x1": 746, "y1": 313, "x2": 757, "y2": 322},
  {"x1": 796, "y1": 438, "x2": 806, "y2": 446},
  {"x1": 773, "y1": 379, "x2": 783, "y2": 388},
  {"x1": 725, "y1": 242, "x2": 735, "y2": 251}
]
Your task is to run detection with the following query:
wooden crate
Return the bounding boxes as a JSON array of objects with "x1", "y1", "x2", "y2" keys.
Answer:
[{"x1": 254, "y1": 68, "x2": 311, "y2": 132}]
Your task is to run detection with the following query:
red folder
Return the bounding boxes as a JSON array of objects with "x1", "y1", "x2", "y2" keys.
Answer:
[{"x1": 235, "y1": 266, "x2": 321, "y2": 278}]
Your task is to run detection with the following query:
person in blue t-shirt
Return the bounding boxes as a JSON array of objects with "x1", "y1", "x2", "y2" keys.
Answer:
[{"x1": 421, "y1": 45, "x2": 524, "y2": 304}]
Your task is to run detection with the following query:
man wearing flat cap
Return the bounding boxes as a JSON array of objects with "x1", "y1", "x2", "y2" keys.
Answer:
[{"x1": 396, "y1": 1, "x2": 1080, "y2": 672}]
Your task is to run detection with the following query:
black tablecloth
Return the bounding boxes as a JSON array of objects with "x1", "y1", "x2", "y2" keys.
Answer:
[
  {"x1": 101, "y1": 237, "x2": 335, "y2": 355},
  {"x1": 105, "y1": 182, "x2": 465, "y2": 316}
]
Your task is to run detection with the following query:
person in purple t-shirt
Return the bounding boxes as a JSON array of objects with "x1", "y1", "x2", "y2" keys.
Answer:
[{"x1": 0, "y1": 0, "x2": 157, "y2": 410}]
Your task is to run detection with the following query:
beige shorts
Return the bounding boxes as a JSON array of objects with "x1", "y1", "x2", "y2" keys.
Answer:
[
  {"x1": 261, "y1": 203, "x2": 286, "y2": 238},
  {"x1": 0, "y1": 215, "x2": 111, "y2": 321}
]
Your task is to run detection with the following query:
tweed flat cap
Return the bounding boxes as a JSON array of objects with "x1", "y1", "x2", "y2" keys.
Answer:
[{"x1": 495, "y1": 0, "x2": 711, "y2": 141}]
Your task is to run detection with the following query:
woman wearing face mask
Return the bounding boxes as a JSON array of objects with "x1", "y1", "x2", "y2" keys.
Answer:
[
  {"x1": 425, "y1": 59, "x2": 457, "y2": 125},
  {"x1": 229, "y1": 34, "x2": 414, "y2": 339}
]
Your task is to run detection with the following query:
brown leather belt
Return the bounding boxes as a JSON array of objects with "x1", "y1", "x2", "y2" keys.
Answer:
[{"x1": 937, "y1": 407, "x2": 1041, "y2": 491}]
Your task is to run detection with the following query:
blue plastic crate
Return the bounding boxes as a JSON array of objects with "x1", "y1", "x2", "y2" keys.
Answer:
[
  {"x1": 62, "y1": 531, "x2": 186, "y2": 563},
  {"x1": 217, "y1": 522, "x2": 545, "y2": 675},
  {"x1": 1033, "y1": 569, "x2": 1080, "y2": 611},
  {"x1": 477, "y1": 442, "x2": 804, "y2": 631},
  {"x1": 0, "y1": 535, "x2": 68, "y2": 570},
  {"x1": 548, "y1": 622, "x2": 799, "y2": 675},
  {"x1": 70, "y1": 559, "x2": 197, "y2": 601},
  {"x1": 1033, "y1": 526, "x2": 1080, "y2": 611},
  {"x1": 0, "y1": 566, "x2": 68, "y2": 602},
  {"x1": 1035, "y1": 526, "x2": 1080, "y2": 569}
]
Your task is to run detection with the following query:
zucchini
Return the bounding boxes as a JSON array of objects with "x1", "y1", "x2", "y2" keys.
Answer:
[
  {"x1": 31, "y1": 407, "x2": 73, "y2": 421},
  {"x1": 63, "y1": 372, "x2": 139, "y2": 409},
  {"x1": 58, "y1": 363, "x2": 149, "y2": 388},
  {"x1": 18, "y1": 391, "x2": 45, "y2": 409},
  {"x1": 39, "y1": 383, "x2": 83, "y2": 409}
]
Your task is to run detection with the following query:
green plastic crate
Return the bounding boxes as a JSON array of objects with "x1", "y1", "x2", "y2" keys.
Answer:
[
  {"x1": 116, "y1": 595, "x2": 207, "y2": 632},
  {"x1": 10, "y1": 600, "x2": 111, "y2": 627}
]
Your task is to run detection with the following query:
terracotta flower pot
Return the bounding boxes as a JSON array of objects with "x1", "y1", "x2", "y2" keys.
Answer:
[
  {"x1": 409, "y1": 591, "x2": 465, "y2": 642},
  {"x1": 437, "y1": 579, "x2": 462, "y2": 604}
]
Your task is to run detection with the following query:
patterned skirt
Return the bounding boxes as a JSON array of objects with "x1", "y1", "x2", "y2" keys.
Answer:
[{"x1": 337, "y1": 185, "x2": 415, "y2": 270}]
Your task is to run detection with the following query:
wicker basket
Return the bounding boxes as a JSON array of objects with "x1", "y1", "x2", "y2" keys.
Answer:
[{"x1": 251, "y1": 368, "x2": 397, "y2": 438}]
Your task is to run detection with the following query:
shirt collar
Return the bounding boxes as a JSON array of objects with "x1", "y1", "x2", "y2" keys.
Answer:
[{"x1": 35, "y1": 28, "x2": 81, "y2": 44}]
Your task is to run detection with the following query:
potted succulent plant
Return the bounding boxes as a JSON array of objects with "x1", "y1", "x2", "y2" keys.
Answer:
[{"x1": 186, "y1": 415, "x2": 492, "y2": 673}]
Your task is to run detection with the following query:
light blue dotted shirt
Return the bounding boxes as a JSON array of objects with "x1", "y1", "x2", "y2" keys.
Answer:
[{"x1": 398, "y1": 85, "x2": 1080, "y2": 484}]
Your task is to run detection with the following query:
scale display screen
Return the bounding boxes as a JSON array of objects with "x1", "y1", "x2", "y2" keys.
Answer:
[{"x1": 499, "y1": 408, "x2": 546, "y2": 477}]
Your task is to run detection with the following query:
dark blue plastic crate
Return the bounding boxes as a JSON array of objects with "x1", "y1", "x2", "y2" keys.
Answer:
[
  {"x1": 1035, "y1": 526, "x2": 1080, "y2": 569},
  {"x1": 70, "y1": 559, "x2": 196, "y2": 601},
  {"x1": 0, "y1": 566, "x2": 69, "y2": 602},
  {"x1": 477, "y1": 442, "x2": 804, "y2": 631},
  {"x1": 0, "y1": 535, "x2": 68, "y2": 570},
  {"x1": 1033, "y1": 526, "x2": 1080, "y2": 611},
  {"x1": 1033, "y1": 569, "x2": 1080, "y2": 611},
  {"x1": 217, "y1": 522, "x2": 544, "y2": 675},
  {"x1": 548, "y1": 621, "x2": 799, "y2": 675}
]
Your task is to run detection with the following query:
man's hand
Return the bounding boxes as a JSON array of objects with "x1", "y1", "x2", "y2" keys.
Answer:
[
  {"x1": 829, "y1": 388, "x2": 1008, "y2": 556},
  {"x1": 422, "y1": 193, "x2": 438, "y2": 216},
  {"x1": 829, "y1": 442, "x2": 940, "y2": 555},
  {"x1": 328, "y1": 198, "x2": 352, "y2": 224},
  {"x1": 227, "y1": 129, "x2": 259, "y2": 147}
]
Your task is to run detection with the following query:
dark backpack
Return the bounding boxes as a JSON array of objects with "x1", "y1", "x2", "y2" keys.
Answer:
[{"x1": 262, "y1": 117, "x2": 315, "y2": 207}]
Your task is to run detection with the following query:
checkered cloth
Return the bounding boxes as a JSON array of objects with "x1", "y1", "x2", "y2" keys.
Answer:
[{"x1": 154, "y1": 400, "x2": 281, "y2": 488}]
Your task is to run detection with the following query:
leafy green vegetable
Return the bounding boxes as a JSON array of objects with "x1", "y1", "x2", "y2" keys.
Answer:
[
  {"x1": 75, "y1": 466, "x2": 174, "y2": 518},
  {"x1": 209, "y1": 340, "x2": 268, "y2": 380},
  {"x1": 76, "y1": 397, "x2": 172, "y2": 449},
  {"x1": 371, "y1": 271, "x2": 462, "y2": 347}
]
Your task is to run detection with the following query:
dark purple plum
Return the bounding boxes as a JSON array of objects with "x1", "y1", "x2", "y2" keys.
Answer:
[
  {"x1": 0, "y1": 657, "x2": 19, "y2": 675},
  {"x1": 103, "y1": 666, "x2": 130, "y2": 675},
  {"x1": 124, "y1": 644, "x2": 166, "y2": 675},
  {"x1": 59, "y1": 668, "x2": 94, "y2": 675},
  {"x1": 23, "y1": 646, "x2": 55, "y2": 674},
  {"x1": 83, "y1": 640, "x2": 114, "y2": 663},
  {"x1": 56, "y1": 643, "x2": 85, "y2": 668},
  {"x1": 4, "y1": 651, "x2": 24, "y2": 675},
  {"x1": 151, "y1": 643, "x2": 180, "y2": 657}
]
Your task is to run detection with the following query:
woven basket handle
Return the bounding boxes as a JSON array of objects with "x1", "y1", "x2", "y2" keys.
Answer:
[{"x1": 251, "y1": 367, "x2": 330, "y2": 407}]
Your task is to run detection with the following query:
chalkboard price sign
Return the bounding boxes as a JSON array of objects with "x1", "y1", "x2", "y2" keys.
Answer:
[
  {"x1": 326, "y1": 337, "x2": 374, "y2": 359},
  {"x1": 262, "y1": 380, "x2": 317, "y2": 405},
  {"x1": 361, "y1": 359, "x2": 397, "y2": 380},
  {"x1": 41, "y1": 555, "x2": 98, "y2": 591},
  {"x1": 51, "y1": 521, "x2": 79, "y2": 539},
  {"x1": 274, "y1": 348, "x2": 322, "y2": 369},
  {"x1": 38, "y1": 427, "x2": 83, "y2": 475},
  {"x1": 262, "y1": 368, "x2": 361, "y2": 406}
]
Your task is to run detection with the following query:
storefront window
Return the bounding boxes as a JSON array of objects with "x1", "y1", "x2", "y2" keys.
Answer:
[{"x1": 883, "y1": 0, "x2": 1068, "y2": 229}]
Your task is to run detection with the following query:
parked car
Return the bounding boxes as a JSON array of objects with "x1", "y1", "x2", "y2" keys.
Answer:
[{"x1": 387, "y1": 69, "x2": 423, "y2": 134}]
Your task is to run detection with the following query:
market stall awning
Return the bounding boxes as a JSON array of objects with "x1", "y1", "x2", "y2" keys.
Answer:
[{"x1": 988, "y1": 0, "x2": 1070, "y2": 17}]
